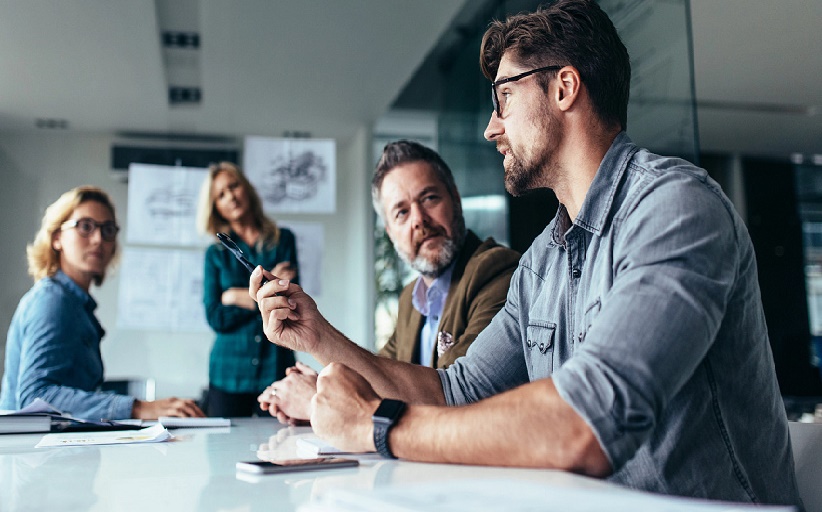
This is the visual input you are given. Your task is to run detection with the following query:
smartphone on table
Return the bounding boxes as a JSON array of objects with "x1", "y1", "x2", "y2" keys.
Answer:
[{"x1": 236, "y1": 457, "x2": 359, "y2": 474}]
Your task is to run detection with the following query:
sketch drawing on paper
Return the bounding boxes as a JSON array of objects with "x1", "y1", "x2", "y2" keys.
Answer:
[
  {"x1": 262, "y1": 150, "x2": 328, "y2": 203},
  {"x1": 127, "y1": 163, "x2": 211, "y2": 247},
  {"x1": 243, "y1": 137, "x2": 336, "y2": 214},
  {"x1": 145, "y1": 188, "x2": 196, "y2": 218}
]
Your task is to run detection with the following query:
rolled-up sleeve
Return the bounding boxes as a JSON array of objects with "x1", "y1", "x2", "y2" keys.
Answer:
[
  {"x1": 17, "y1": 290, "x2": 135, "y2": 420},
  {"x1": 553, "y1": 173, "x2": 738, "y2": 470},
  {"x1": 439, "y1": 266, "x2": 530, "y2": 406}
]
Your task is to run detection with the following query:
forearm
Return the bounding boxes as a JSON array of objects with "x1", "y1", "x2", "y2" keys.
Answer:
[
  {"x1": 205, "y1": 302, "x2": 258, "y2": 332},
  {"x1": 221, "y1": 288, "x2": 257, "y2": 310},
  {"x1": 315, "y1": 324, "x2": 445, "y2": 405},
  {"x1": 389, "y1": 378, "x2": 611, "y2": 475},
  {"x1": 18, "y1": 337, "x2": 135, "y2": 419},
  {"x1": 254, "y1": 274, "x2": 444, "y2": 404},
  {"x1": 22, "y1": 381, "x2": 134, "y2": 420}
]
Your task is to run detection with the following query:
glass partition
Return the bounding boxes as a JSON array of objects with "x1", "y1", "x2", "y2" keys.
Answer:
[
  {"x1": 373, "y1": 0, "x2": 698, "y2": 349},
  {"x1": 795, "y1": 162, "x2": 822, "y2": 383}
]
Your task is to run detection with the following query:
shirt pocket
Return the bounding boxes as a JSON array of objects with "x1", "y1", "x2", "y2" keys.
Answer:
[{"x1": 525, "y1": 320, "x2": 556, "y2": 378}]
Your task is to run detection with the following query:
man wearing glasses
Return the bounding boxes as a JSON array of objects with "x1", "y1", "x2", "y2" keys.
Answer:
[{"x1": 252, "y1": 0, "x2": 800, "y2": 506}]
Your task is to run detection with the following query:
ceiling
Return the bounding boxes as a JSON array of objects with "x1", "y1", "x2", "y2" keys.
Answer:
[
  {"x1": 690, "y1": 0, "x2": 822, "y2": 159},
  {"x1": 0, "y1": 0, "x2": 819, "y2": 160},
  {"x1": 0, "y1": 0, "x2": 467, "y2": 142}
]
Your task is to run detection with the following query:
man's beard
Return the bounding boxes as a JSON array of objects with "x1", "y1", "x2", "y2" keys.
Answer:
[
  {"x1": 503, "y1": 104, "x2": 559, "y2": 196},
  {"x1": 397, "y1": 218, "x2": 466, "y2": 279}
]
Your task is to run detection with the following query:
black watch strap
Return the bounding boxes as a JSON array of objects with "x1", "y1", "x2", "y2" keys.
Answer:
[
  {"x1": 373, "y1": 420, "x2": 395, "y2": 459},
  {"x1": 372, "y1": 398, "x2": 406, "y2": 459}
]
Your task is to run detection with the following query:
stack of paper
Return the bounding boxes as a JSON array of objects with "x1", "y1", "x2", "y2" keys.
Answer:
[
  {"x1": 0, "y1": 398, "x2": 64, "y2": 434},
  {"x1": 0, "y1": 414, "x2": 52, "y2": 434},
  {"x1": 35, "y1": 424, "x2": 172, "y2": 448},
  {"x1": 1, "y1": 398, "x2": 143, "y2": 433},
  {"x1": 158, "y1": 417, "x2": 230, "y2": 428},
  {"x1": 296, "y1": 436, "x2": 374, "y2": 457}
]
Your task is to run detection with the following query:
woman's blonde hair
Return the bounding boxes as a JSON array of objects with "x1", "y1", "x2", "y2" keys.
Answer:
[
  {"x1": 196, "y1": 162, "x2": 280, "y2": 248},
  {"x1": 27, "y1": 185, "x2": 120, "y2": 286}
]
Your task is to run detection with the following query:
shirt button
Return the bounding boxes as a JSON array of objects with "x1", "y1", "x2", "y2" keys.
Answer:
[
  {"x1": 255, "y1": 335, "x2": 262, "y2": 343},
  {"x1": 251, "y1": 358, "x2": 259, "y2": 366},
  {"x1": 572, "y1": 268, "x2": 581, "y2": 278}
]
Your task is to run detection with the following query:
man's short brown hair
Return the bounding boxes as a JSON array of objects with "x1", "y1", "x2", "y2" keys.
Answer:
[{"x1": 480, "y1": 0, "x2": 630, "y2": 130}]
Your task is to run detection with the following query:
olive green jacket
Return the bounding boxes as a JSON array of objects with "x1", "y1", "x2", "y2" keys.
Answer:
[{"x1": 378, "y1": 230, "x2": 519, "y2": 369}]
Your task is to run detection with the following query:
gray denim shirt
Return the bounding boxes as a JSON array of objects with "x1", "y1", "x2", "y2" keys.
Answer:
[{"x1": 439, "y1": 133, "x2": 801, "y2": 507}]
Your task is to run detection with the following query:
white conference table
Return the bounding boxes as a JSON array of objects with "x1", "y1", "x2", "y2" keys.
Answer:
[{"x1": 0, "y1": 417, "x2": 621, "y2": 511}]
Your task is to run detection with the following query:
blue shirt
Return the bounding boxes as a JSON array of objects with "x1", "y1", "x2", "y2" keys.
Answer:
[
  {"x1": 0, "y1": 271, "x2": 134, "y2": 419},
  {"x1": 203, "y1": 228, "x2": 298, "y2": 393},
  {"x1": 439, "y1": 133, "x2": 801, "y2": 506},
  {"x1": 411, "y1": 263, "x2": 454, "y2": 367}
]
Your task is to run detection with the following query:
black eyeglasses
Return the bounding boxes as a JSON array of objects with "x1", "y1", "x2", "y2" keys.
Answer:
[
  {"x1": 491, "y1": 65, "x2": 563, "y2": 118},
  {"x1": 61, "y1": 217, "x2": 120, "y2": 241}
]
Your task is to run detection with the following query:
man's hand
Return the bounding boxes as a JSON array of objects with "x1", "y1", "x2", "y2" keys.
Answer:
[
  {"x1": 132, "y1": 398, "x2": 205, "y2": 419},
  {"x1": 249, "y1": 266, "x2": 330, "y2": 354},
  {"x1": 257, "y1": 362, "x2": 318, "y2": 425},
  {"x1": 310, "y1": 363, "x2": 380, "y2": 453}
]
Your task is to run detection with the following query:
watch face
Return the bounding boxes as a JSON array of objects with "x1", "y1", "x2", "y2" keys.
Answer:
[{"x1": 373, "y1": 399, "x2": 405, "y2": 422}]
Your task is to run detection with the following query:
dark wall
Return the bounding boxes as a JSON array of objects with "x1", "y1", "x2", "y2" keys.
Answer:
[
  {"x1": 743, "y1": 157, "x2": 822, "y2": 396},
  {"x1": 507, "y1": 188, "x2": 558, "y2": 254}
]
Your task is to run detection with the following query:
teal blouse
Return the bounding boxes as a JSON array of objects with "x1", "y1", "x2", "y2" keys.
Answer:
[{"x1": 203, "y1": 228, "x2": 297, "y2": 393}]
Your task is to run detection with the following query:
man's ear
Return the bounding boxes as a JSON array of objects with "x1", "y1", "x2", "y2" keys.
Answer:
[{"x1": 555, "y1": 66, "x2": 582, "y2": 111}]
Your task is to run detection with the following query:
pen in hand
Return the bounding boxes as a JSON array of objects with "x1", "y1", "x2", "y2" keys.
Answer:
[{"x1": 216, "y1": 232, "x2": 269, "y2": 287}]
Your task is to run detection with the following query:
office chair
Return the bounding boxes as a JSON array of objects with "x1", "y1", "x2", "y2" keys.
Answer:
[{"x1": 789, "y1": 420, "x2": 822, "y2": 512}]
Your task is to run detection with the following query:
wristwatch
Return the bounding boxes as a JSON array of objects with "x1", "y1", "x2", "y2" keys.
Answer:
[{"x1": 372, "y1": 398, "x2": 406, "y2": 459}]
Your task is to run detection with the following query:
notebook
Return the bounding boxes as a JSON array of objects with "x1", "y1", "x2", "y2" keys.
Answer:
[{"x1": 0, "y1": 414, "x2": 52, "y2": 434}]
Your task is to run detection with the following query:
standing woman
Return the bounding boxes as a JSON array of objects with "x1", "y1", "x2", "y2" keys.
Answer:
[
  {"x1": 198, "y1": 162, "x2": 298, "y2": 417},
  {"x1": 0, "y1": 186, "x2": 204, "y2": 419}
]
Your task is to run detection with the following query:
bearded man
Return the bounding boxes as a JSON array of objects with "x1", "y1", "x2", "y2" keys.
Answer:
[{"x1": 257, "y1": 140, "x2": 519, "y2": 423}]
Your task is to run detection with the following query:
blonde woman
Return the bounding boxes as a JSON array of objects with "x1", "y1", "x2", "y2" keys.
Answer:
[
  {"x1": 0, "y1": 186, "x2": 204, "y2": 419},
  {"x1": 197, "y1": 163, "x2": 298, "y2": 416}
]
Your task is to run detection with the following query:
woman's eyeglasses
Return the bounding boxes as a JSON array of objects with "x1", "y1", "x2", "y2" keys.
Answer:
[{"x1": 60, "y1": 218, "x2": 120, "y2": 241}]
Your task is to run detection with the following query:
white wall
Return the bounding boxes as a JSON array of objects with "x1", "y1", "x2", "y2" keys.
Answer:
[{"x1": 0, "y1": 129, "x2": 373, "y2": 400}]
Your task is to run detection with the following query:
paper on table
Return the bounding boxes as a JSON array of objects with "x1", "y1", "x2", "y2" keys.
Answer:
[
  {"x1": 296, "y1": 436, "x2": 374, "y2": 457},
  {"x1": 35, "y1": 424, "x2": 172, "y2": 448},
  {"x1": 0, "y1": 398, "x2": 59, "y2": 434},
  {"x1": 158, "y1": 417, "x2": 230, "y2": 428},
  {"x1": 12, "y1": 398, "x2": 64, "y2": 415},
  {"x1": 307, "y1": 478, "x2": 797, "y2": 512}
]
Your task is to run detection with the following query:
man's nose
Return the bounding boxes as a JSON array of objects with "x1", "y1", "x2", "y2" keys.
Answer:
[
  {"x1": 409, "y1": 204, "x2": 429, "y2": 229},
  {"x1": 484, "y1": 110, "x2": 503, "y2": 141}
]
